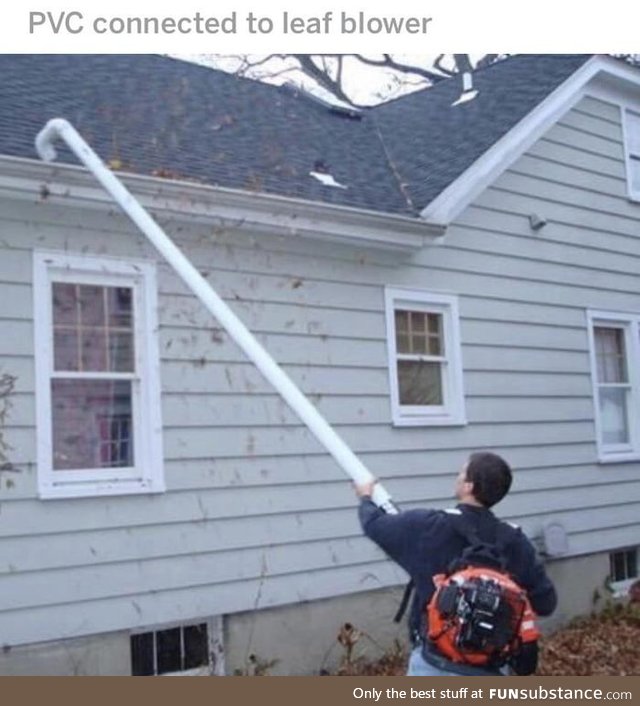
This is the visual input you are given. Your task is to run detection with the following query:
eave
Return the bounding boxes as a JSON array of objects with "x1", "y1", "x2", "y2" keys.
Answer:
[{"x1": 0, "y1": 155, "x2": 444, "y2": 254}]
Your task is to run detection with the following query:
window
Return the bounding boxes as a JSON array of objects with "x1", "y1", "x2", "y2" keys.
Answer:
[
  {"x1": 587, "y1": 311, "x2": 640, "y2": 462},
  {"x1": 623, "y1": 109, "x2": 640, "y2": 201},
  {"x1": 609, "y1": 548, "x2": 638, "y2": 596},
  {"x1": 385, "y1": 288, "x2": 466, "y2": 426},
  {"x1": 610, "y1": 548, "x2": 638, "y2": 583},
  {"x1": 131, "y1": 622, "x2": 213, "y2": 676},
  {"x1": 33, "y1": 252, "x2": 164, "y2": 498}
]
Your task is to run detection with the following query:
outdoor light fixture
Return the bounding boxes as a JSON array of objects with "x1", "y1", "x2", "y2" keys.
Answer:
[{"x1": 528, "y1": 213, "x2": 548, "y2": 231}]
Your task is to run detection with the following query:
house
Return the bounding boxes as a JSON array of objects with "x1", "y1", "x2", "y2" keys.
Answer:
[{"x1": 0, "y1": 54, "x2": 639, "y2": 675}]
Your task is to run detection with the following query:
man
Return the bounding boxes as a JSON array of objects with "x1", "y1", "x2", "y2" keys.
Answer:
[{"x1": 355, "y1": 452, "x2": 557, "y2": 676}]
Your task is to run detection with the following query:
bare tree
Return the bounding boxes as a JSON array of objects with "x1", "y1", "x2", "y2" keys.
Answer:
[
  {"x1": 200, "y1": 54, "x2": 503, "y2": 107},
  {"x1": 194, "y1": 54, "x2": 640, "y2": 107}
]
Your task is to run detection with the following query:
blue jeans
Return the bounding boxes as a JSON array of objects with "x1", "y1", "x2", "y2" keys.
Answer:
[
  {"x1": 407, "y1": 647, "x2": 507, "y2": 676},
  {"x1": 407, "y1": 647, "x2": 458, "y2": 676}
]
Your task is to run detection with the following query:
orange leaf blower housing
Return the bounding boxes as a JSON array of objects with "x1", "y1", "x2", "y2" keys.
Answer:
[{"x1": 427, "y1": 565, "x2": 540, "y2": 667}]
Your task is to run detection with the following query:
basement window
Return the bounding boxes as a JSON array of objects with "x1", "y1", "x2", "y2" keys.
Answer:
[
  {"x1": 609, "y1": 548, "x2": 638, "y2": 596},
  {"x1": 385, "y1": 288, "x2": 466, "y2": 426},
  {"x1": 131, "y1": 623, "x2": 211, "y2": 676},
  {"x1": 623, "y1": 109, "x2": 640, "y2": 201},
  {"x1": 33, "y1": 252, "x2": 164, "y2": 498}
]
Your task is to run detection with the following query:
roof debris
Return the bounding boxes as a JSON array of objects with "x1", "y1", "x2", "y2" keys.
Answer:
[{"x1": 309, "y1": 171, "x2": 347, "y2": 189}]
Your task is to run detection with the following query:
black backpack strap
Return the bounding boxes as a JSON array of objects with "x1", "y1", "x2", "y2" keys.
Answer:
[
  {"x1": 446, "y1": 510, "x2": 509, "y2": 571},
  {"x1": 393, "y1": 579, "x2": 414, "y2": 623}
]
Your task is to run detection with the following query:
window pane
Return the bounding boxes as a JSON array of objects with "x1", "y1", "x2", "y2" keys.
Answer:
[
  {"x1": 427, "y1": 313, "x2": 441, "y2": 335},
  {"x1": 626, "y1": 549, "x2": 638, "y2": 579},
  {"x1": 395, "y1": 310, "x2": 409, "y2": 333},
  {"x1": 131, "y1": 632, "x2": 155, "y2": 676},
  {"x1": 156, "y1": 628, "x2": 181, "y2": 675},
  {"x1": 426, "y1": 314, "x2": 443, "y2": 355},
  {"x1": 594, "y1": 327, "x2": 626, "y2": 383},
  {"x1": 79, "y1": 285, "x2": 105, "y2": 326},
  {"x1": 627, "y1": 112, "x2": 640, "y2": 154},
  {"x1": 396, "y1": 333, "x2": 410, "y2": 353},
  {"x1": 53, "y1": 330, "x2": 79, "y2": 371},
  {"x1": 184, "y1": 624, "x2": 209, "y2": 670},
  {"x1": 598, "y1": 387, "x2": 629, "y2": 445},
  {"x1": 611, "y1": 552, "x2": 626, "y2": 582},
  {"x1": 107, "y1": 287, "x2": 133, "y2": 329},
  {"x1": 109, "y1": 332, "x2": 135, "y2": 372},
  {"x1": 410, "y1": 312, "x2": 425, "y2": 332},
  {"x1": 81, "y1": 329, "x2": 108, "y2": 372},
  {"x1": 630, "y1": 157, "x2": 640, "y2": 194},
  {"x1": 52, "y1": 283, "x2": 78, "y2": 326},
  {"x1": 51, "y1": 380, "x2": 133, "y2": 470},
  {"x1": 410, "y1": 332, "x2": 428, "y2": 355},
  {"x1": 398, "y1": 360, "x2": 443, "y2": 405},
  {"x1": 395, "y1": 311, "x2": 410, "y2": 353}
]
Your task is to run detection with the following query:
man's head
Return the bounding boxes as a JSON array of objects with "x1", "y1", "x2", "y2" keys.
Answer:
[{"x1": 455, "y1": 452, "x2": 512, "y2": 508}]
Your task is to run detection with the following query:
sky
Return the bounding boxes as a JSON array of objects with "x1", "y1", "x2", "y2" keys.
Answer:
[{"x1": 179, "y1": 54, "x2": 465, "y2": 106}]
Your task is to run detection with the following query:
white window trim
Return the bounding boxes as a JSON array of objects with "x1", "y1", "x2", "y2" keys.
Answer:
[
  {"x1": 33, "y1": 251, "x2": 164, "y2": 499},
  {"x1": 587, "y1": 309, "x2": 640, "y2": 464},
  {"x1": 385, "y1": 287, "x2": 466, "y2": 427},
  {"x1": 622, "y1": 107, "x2": 640, "y2": 203}
]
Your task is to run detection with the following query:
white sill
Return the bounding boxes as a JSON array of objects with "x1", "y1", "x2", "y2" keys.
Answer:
[
  {"x1": 392, "y1": 414, "x2": 467, "y2": 428},
  {"x1": 597, "y1": 452, "x2": 640, "y2": 465},
  {"x1": 39, "y1": 479, "x2": 166, "y2": 500}
]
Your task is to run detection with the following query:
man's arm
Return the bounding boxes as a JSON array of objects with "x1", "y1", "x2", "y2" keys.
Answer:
[
  {"x1": 358, "y1": 494, "x2": 435, "y2": 575},
  {"x1": 515, "y1": 532, "x2": 558, "y2": 617}
]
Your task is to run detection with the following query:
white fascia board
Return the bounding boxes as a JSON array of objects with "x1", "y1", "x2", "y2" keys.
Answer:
[
  {"x1": 0, "y1": 155, "x2": 444, "y2": 254},
  {"x1": 420, "y1": 56, "x2": 640, "y2": 227}
]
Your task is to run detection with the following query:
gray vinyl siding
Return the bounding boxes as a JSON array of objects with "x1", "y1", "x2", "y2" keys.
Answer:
[{"x1": 0, "y1": 94, "x2": 639, "y2": 648}]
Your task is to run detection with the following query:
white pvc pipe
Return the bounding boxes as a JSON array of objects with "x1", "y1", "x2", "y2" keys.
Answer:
[{"x1": 35, "y1": 118, "x2": 398, "y2": 514}]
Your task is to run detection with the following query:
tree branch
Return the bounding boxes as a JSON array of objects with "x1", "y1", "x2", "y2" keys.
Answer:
[
  {"x1": 292, "y1": 54, "x2": 355, "y2": 105},
  {"x1": 453, "y1": 54, "x2": 473, "y2": 73},
  {"x1": 353, "y1": 54, "x2": 451, "y2": 83},
  {"x1": 210, "y1": 54, "x2": 506, "y2": 106}
]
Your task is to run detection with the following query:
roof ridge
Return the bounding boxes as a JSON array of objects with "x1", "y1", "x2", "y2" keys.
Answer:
[{"x1": 369, "y1": 54, "x2": 594, "y2": 110}]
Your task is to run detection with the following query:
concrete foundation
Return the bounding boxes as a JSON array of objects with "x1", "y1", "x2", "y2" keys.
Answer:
[
  {"x1": 542, "y1": 551, "x2": 610, "y2": 632},
  {"x1": 0, "y1": 631, "x2": 130, "y2": 676},
  {"x1": 0, "y1": 550, "x2": 621, "y2": 676},
  {"x1": 224, "y1": 586, "x2": 408, "y2": 676}
]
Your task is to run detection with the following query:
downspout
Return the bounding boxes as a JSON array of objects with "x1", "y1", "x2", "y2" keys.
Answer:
[{"x1": 35, "y1": 118, "x2": 399, "y2": 514}]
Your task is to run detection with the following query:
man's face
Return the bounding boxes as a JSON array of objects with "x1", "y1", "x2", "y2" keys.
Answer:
[{"x1": 454, "y1": 461, "x2": 472, "y2": 500}]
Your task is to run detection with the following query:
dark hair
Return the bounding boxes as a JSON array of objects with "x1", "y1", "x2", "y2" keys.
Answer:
[{"x1": 465, "y1": 452, "x2": 512, "y2": 507}]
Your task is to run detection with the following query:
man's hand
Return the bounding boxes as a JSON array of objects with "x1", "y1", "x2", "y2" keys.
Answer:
[{"x1": 354, "y1": 479, "x2": 377, "y2": 498}]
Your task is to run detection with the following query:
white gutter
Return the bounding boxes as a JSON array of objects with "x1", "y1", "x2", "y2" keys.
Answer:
[
  {"x1": 35, "y1": 118, "x2": 398, "y2": 514},
  {"x1": 0, "y1": 155, "x2": 443, "y2": 253}
]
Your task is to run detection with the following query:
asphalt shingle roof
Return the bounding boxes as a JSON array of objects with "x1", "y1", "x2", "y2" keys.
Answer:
[
  {"x1": 0, "y1": 54, "x2": 413, "y2": 215},
  {"x1": 0, "y1": 54, "x2": 596, "y2": 217},
  {"x1": 371, "y1": 54, "x2": 593, "y2": 209}
]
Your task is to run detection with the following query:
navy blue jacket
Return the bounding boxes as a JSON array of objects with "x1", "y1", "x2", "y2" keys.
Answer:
[{"x1": 359, "y1": 500, "x2": 557, "y2": 643}]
